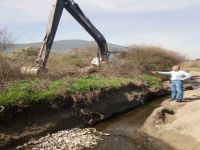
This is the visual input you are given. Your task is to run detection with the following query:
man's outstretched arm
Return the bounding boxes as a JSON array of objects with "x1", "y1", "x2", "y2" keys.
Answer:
[
  {"x1": 152, "y1": 71, "x2": 172, "y2": 75},
  {"x1": 158, "y1": 71, "x2": 172, "y2": 75}
]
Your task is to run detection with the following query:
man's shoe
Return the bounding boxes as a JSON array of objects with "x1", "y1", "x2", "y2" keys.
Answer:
[{"x1": 177, "y1": 99, "x2": 183, "y2": 102}]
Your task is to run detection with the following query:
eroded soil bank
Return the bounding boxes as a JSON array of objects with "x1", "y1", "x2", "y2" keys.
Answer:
[
  {"x1": 0, "y1": 83, "x2": 169, "y2": 149},
  {"x1": 141, "y1": 72, "x2": 200, "y2": 150}
]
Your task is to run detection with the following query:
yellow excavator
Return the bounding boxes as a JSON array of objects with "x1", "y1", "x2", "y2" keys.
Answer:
[{"x1": 21, "y1": 0, "x2": 110, "y2": 75}]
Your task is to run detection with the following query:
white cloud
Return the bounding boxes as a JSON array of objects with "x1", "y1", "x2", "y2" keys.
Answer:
[
  {"x1": 124, "y1": 32, "x2": 200, "y2": 58},
  {"x1": 0, "y1": 0, "x2": 200, "y2": 58},
  {"x1": 76, "y1": 0, "x2": 200, "y2": 13},
  {"x1": 0, "y1": 0, "x2": 50, "y2": 24},
  {"x1": 1, "y1": 0, "x2": 200, "y2": 24}
]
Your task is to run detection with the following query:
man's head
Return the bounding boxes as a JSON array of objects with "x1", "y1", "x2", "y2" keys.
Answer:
[{"x1": 172, "y1": 65, "x2": 180, "y2": 71}]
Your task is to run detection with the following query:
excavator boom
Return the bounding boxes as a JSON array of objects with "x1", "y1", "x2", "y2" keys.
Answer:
[{"x1": 21, "y1": 0, "x2": 109, "y2": 75}]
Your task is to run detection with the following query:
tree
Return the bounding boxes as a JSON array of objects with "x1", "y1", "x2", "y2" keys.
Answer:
[{"x1": 0, "y1": 27, "x2": 14, "y2": 51}]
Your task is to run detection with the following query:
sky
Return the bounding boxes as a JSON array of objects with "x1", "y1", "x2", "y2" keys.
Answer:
[{"x1": 0, "y1": 0, "x2": 200, "y2": 58}]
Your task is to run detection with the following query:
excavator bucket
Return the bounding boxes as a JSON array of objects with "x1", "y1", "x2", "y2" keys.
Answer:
[{"x1": 20, "y1": 66, "x2": 48, "y2": 75}]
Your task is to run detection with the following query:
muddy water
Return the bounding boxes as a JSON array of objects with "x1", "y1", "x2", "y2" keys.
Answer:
[{"x1": 94, "y1": 97, "x2": 174, "y2": 150}]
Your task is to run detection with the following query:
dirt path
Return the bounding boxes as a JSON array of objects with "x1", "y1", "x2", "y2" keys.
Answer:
[{"x1": 142, "y1": 71, "x2": 200, "y2": 150}]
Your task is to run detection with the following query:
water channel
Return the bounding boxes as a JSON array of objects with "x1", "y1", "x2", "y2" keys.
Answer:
[{"x1": 94, "y1": 96, "x2": 174, "y2": 150}]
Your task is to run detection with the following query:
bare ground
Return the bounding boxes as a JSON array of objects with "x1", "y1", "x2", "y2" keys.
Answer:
[{"x1": 141, "y1": 71, "x2": 200, "y2": 150}]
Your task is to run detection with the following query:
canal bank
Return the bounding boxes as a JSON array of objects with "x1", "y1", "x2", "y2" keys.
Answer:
[
  {"x1": 0, "y1": 83, "x2": 170, "y2": 149},
  {"x1": 16, "y1": 71, "x2": 199, "y2": 150}
]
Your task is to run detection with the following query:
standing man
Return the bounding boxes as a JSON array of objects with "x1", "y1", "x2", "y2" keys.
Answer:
[{"x1": 153, "y1": 65, "x2": 191, "y2": 102}]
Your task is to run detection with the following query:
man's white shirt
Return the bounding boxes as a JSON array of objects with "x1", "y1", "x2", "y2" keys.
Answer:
[{"x1": 158, "y1": 70, "x2": 191, "y2": 81}]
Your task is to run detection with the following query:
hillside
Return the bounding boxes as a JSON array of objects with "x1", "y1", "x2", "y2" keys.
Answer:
[{"x1": 12, "y1": 40, "x2": 126, "y2": 53}]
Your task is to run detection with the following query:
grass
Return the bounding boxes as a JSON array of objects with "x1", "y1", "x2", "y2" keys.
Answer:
[
  {"x1": 69, "y1": 76, "x2": 121, "y2": 92},
  {"x1": 0, "y1": 80, "x2": 67, "y2": 106},
  {"x1": 0, "y1": 75, "x2": 162, "y2": 106},
  {"x1": 0, "y1": 76, "x2": 122, "y2": 106},
  {"x1": 137, "y1": 75, "x2": 162, "y2": 88}
]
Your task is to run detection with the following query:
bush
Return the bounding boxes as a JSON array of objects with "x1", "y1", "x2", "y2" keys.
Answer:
[
  {"x1": 182, "y1": 59, "x2": 200, "y2": 68},
  {"x1": 0, "y1": 45, "x2": 99, "y2": 82},
  {"x1": 101, "y1": 45, "x2": 185, "y2": 77},
  {"x1": 11, "y1": 47, "x2": 39, "y2": 64},
  {"x1": 181, "y1": 58, "x2": 200, "y2": 72},
  {"x1": 0, "y1": 27, "x2": 14, "y2": 51},
  {"x1": 0, "y1": 44, "x2": 185, "y2": 82},
  {"x1": 0, "y1": 53, "x2": 22, "y2": 82},
  {"x1": 0, "y1": 47, "x2": 40, "y2": 82},
  {"x1": 47, "y1": 45, "x2": 99, "y2": 77}
]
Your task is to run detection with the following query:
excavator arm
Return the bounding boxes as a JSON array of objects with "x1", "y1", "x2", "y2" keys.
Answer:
[
  {"x1": 21, "y1": 0, "x2": 109, "y2": 75},
  {"x1": 65, "y1": 0, "x2": 109, "y2": 61}
]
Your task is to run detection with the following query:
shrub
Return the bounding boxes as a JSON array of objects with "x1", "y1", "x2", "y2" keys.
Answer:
[
  {"x1": 0, "y1": 47, "x2": 40, "y2": 82},
  {"x1": 0, "y1": 53, "x2": 22, "y2": 82},
  {"x1": 101, "y1": 45, "x2": 185, "y2": 77},
  {"x1": 11, "y1": 47, "x2": 39, "y2": 64},
  {"x1": 0, "y1": 27, "x2": 14, "y2": 51},
  {"x1": 182, "y1": 59, "x2": 200, "y2": 68},
  {"x1": 181, "y1": 58, "x2": 200, "y2": 72},
  {"x1": 0, "y1": 44, "x2": 185, "y2": 82},
  {"x1": 47, "y1": 45, "x2": 99, "y2": 77}
]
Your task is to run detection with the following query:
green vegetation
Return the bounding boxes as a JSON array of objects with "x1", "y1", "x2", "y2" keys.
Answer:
[
  {"x1": 69, "y1": 76, "x2": 121, "y2": 92},
  {"x1": 137, "y1": 75, "x2": 162, "y2": 88},
  {"x1": 0, "y1": 80, "x2": 66, "y2": 106},
  {"x1": 0, "y1": 75, "x2": 162, "y2": 106},
  {"x1": 0, "y1": 44, "x2": 185, "y2": 107},
  {"x1": 0, "y1": 76, "x2": 121, "y2": 106}
]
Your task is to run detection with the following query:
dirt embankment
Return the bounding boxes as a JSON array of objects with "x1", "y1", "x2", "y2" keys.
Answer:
[
  {"x1": 142, "y1": 71, "x2": 200, "y2": 150},
  {"x1": 0, "y1": 83, "x2": 169, "y2": 149}
]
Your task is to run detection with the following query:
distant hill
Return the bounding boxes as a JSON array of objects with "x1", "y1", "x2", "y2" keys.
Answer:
[{"x1": 12, "y1": 40, "x2": 126, "y2": 53}]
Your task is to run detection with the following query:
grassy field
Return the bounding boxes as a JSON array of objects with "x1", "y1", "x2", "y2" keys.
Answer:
[{"x1": 0, "y1": 75, "x2": 162, "y2": 106}]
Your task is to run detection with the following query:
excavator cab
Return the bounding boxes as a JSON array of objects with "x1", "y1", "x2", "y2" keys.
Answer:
[{"x1": 21, "y1": 0, "x2": 109, "y2": 75}]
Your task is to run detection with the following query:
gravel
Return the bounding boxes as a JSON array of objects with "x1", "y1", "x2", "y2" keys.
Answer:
[{"x1": 17, "y1": 128, "x2": 110, "y2": 150}]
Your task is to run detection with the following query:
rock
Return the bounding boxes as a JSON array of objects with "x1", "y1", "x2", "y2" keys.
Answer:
[
  {"x1": 184, "y1": 83, "x2": 193, "y2": 90},
  {"x1": 17, "y1": 128, "x2": 109, "y2": 150},
  {"x1": 142, "y1": 105, "x2": 175, "y2": 133}
]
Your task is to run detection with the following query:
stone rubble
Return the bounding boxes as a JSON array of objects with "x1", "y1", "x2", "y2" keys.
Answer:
[{"x1": 17, "y1": 128, "x2": 110, "y2": 150}]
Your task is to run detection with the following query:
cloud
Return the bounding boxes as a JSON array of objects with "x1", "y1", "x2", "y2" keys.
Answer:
[
  {"x1": 0, "y1": 0, "x2": 50, "y2": 24},
  {"x1": 1, "y1": 0, "x2": 200, "y2": 25},
  {"x1": 0, "y1": 0, "x2": 200, "y2": 58},
  {"x1": 76, "y1": 0, "x2": 200, "y2": 13},
  {"x1": 1, "y1": 0, "x2": 200, "y2": 24}
]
